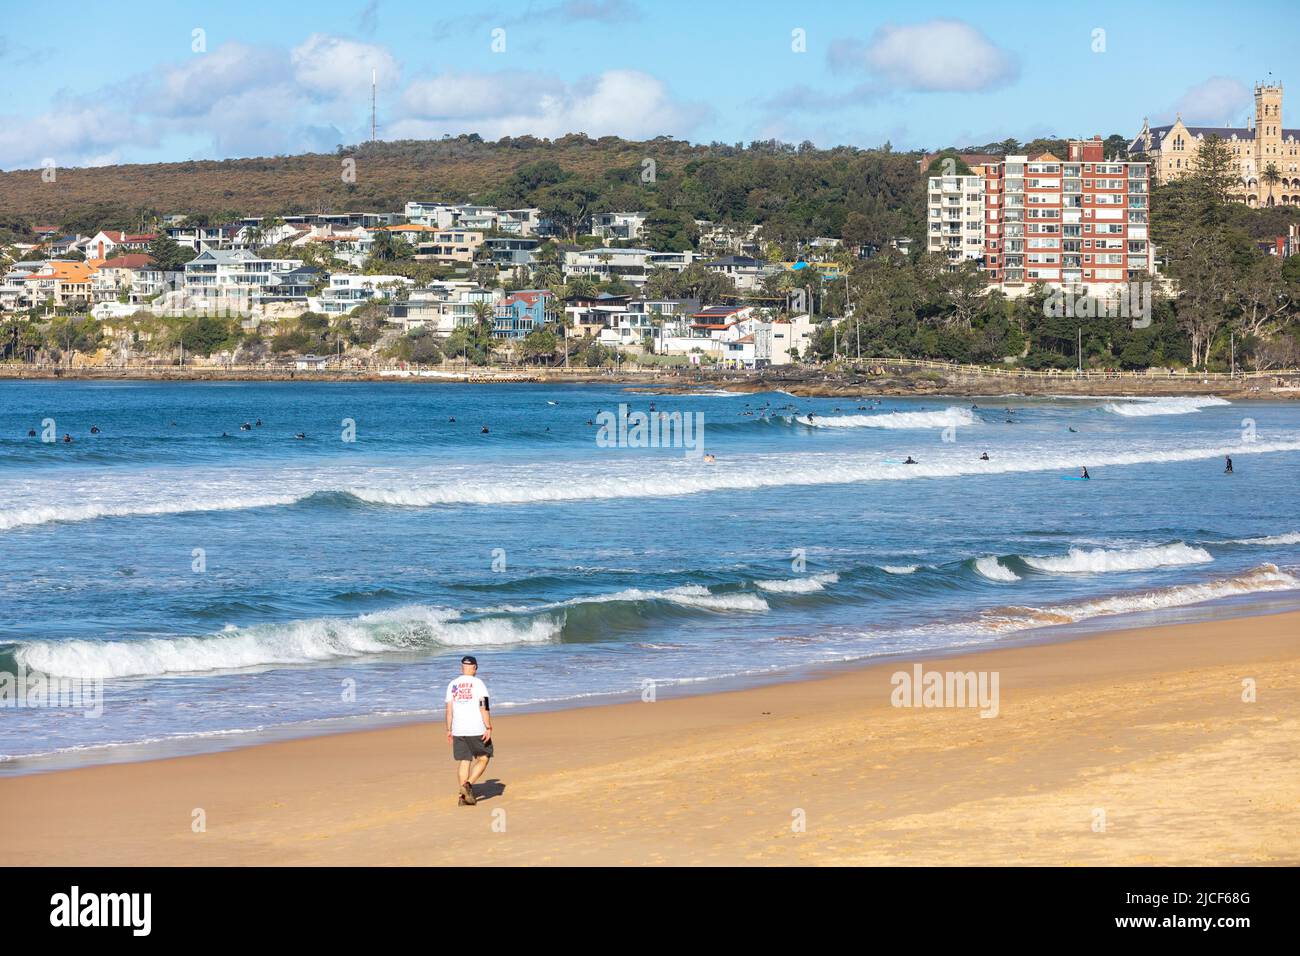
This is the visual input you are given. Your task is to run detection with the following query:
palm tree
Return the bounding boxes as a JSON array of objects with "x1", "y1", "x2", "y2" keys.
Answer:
[{"x1": 1262, "y1": 163, "x2": 1281, "y2": 207}]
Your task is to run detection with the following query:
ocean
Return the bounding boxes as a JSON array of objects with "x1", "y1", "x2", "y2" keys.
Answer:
[{"x1": 2, "y1": 380, "x2": 1298, "y2": 771}]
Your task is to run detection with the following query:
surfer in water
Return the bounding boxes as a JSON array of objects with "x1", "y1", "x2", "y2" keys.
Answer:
[
  {"x1": 979, "y1": 452, "x2": 990, "y2": 461},
  {"x1": 903, "y1": 456, "x2": 918, "y2": 465},
  {"x1": 1224, "y1": 456, "x2": 1233, "y2": 474},
  {"x1": 1080, "y1": 467, "x2": 1090, "y2": 480}
]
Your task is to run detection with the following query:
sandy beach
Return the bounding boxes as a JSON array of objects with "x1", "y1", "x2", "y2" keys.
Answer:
[{"x1": 2, "y1": 610, "x2": 1297, "y2": 866}]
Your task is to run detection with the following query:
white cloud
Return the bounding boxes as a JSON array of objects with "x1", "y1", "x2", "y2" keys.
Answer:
[
  {"x1": 402, "y1": 71, "x2": 562, "y2": 120},
  {"x1": 0, "y1": 104, "x2": 144, "y2": 171},
  {"x1": 291, "y1": 33, "x2": 400, "y2": 99},
  {"x1": 391, "y1": 69, "x2": 707, "y2": 141},
  {"x1": 830, "y1": 19, "x2": 1017, "y2": 93},
  {"x1": 0, "y1": 39, "x2": 706, "y2": 169},
  {"x1": 1168, "y1": 76, "x2": 1251, "y2": 126},
  {"x1": 148, "y1": 43, "x2": 288, "y2": 118}
]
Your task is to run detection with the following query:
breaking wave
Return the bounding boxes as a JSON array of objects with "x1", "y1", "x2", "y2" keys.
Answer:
[
  {"x1": 797, "y1": 407, "x2": 976, "y2": 429},
  {"x1": 1023, "y1": 543, "x2": 1213, "y2": 574},
  {"x1": 6, "y1": 437, "x2": 1300, "y2": 533},
  {"x1": 755, "y1": 572, "x2": 839, "y2": 593},
  {"x1": 978, "y1": 564, "x2": 1300, "y2": 633},
  {"x1": 974, "y1": 556, "x2": 1020, "y2": 582},
  {"x1": 1102, "y1": 396, "x2": 1230, "y2": 417}
]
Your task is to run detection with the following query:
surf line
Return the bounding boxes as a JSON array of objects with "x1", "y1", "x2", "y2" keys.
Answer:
[{"x1": 595, "y1": 403, "x2": 706, "y2": 459}]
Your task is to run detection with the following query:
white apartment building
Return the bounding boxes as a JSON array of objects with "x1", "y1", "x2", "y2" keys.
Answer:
[{"x1": 927, "y1": 173, "x2": 986, "y2": 268}]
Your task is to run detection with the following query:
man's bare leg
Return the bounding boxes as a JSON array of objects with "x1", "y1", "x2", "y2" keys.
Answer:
[
  {"x1": 458, "y1": 759, "x2": 472, "y2": 787},
  {"x1": 467, "y1": 755, "x2": 490, "y2": 786}
]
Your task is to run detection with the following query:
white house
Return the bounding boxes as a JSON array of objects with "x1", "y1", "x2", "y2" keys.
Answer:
[
  {"x1": 589, "y1": 212, "x2": 646, "y2": 241},
  {"x1": 564, "y1": 247, "x2": 657, "y2": 286},
  {"x1": 701, "y1": 255, "x2": 773, "y2": 291},
  {"x1": 183, "y1": 249, "x2": 304, "y2": 302},
  {"x1": 309, "y1": 274, "x2": 413, "y2": 315},
  {"x1": 768, "y1": 313, "x2": 817, "y2": 365}
]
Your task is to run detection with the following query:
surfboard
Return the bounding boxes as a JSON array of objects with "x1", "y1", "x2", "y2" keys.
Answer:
[{"x1": 1061, "y1": 476, "x2": 1091, "y2": 480}]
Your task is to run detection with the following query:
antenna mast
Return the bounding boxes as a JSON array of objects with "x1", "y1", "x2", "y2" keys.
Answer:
[{"x1": 370, "y1": 70, "x2": 377, "y2": 142}]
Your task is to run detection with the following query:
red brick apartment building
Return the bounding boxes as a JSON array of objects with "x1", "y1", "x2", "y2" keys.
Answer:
[{"x1": 928, "y1": 137, "x2": 1155, "y2": 293}]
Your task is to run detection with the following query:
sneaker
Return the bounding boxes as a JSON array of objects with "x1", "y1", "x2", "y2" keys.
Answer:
[{"x1": 460, "y1": 782, "x2": 477, "y2": 805}]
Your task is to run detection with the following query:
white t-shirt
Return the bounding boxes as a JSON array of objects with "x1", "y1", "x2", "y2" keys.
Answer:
[{"x1": 445, "y1": 675, "x2": 489, "y2": 736}]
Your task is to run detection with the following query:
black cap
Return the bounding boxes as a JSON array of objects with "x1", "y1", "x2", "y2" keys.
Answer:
[{"x1": 461, "y1": 655, "x2": 478, "y2": 666}]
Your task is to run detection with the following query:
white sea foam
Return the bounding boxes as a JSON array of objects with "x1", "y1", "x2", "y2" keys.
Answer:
[
  {"x1": 557, "y1": 584, "x2": 768, "y2": 612},
  {"x1": 0, "y1": 494, "x2": 302, "y2": 532},
  {"x1": 975, "y1": 556, "x2": 1020, "y2": 582},
  {"x1": 755, "y1": 572, "x2": 839, "y2": 593},
  {"x1": 12, "y1": 605, "x2": 562, "y2": 679},
  {"x1": 1023, "y1": 543, "x2": 1213, "y2": 575},
  {"x1": 7, "y1": 437, "x2": 1300, "y2": 532},
  {"x1": 979, "y1": 565, "x2": 1300, "y2": 633},
  {"x1": 797, "y1": 407, "x2": 976, "y2": 429},
  {"x1": 1102, "y1": 396, "x2": 1230, "y2": 417},
  {"x1": 881, "y1": 565, "x2": 921, "y2": 574},
  {"x1": 1229, "y1": 531, "x2": 1300, "y2": 546}
]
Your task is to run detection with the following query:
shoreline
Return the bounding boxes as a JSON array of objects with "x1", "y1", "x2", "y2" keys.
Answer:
[
  {"x1": 5, "y1": 586, "x2": 1300, "y2": 778},
  {"x1": 3, "y1": 364, "x2": 1297, "y2": 400},
  {"x1": 2, "y1": 606, "x2": 1297, "y2": 865}
]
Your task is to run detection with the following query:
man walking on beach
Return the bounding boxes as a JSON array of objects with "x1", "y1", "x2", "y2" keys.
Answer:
[{"x1": 445, "y1": 655, "x2": 493, "y2": 805}]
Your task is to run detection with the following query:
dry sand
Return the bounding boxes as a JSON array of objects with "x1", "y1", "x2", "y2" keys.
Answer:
[{"x1": 2, "y1": 611, "x2": 1297, "y2": 866}]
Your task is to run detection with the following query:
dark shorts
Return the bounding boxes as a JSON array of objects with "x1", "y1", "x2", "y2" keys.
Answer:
[{"x1": 453, "y1": 735, "x2": 494, "y2": 761}]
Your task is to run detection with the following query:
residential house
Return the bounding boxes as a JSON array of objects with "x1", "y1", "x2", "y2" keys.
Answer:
[
  {"x1": 494, "y1": 289, "x2": 555, "y2": 338},
  {"x1": 768, "y1": 313, "x2": 817, "y2": 365},
  {"x1": 85, "y1": 230, "x2": 157, "y2": 261},
  {"x1": 596, "y1": 297, "x2": 701, "y2": 351},
  {"x1": 0, "y1": 261, "x2": 43, "y2": 310},
  {"x1": 388, "y1": 283, "x2": 500, "y2": 333},
  {"x1": 499, "y1": 209, "x2": 542, "y2": 236},
  {"x1": 23, "y1": 261, "x2": 97, "y2": 309},
  {"x1": 416, "y1": 229, "x2": 485, "y2": 264},
  {"x1": 589, "y1": 212, "x2": 646, "y2": 242},
  {"x1": 564, "y1": 247, "x2": 656, "y2": 285},
  {"x1": 310, "y1": 274, "x2": 414, "y2": 315},
  {"x1": 183, "y1": 249, "x2": 305, "y2": 303},
  {"x1": 702, "y1": 255, "x2": 772, "y2": 291},
  {"x1": 484, "y1": 237, "x2": 540, "y2": 270},
  {"x1": 255, "y1": 266, "x2": 324, "y2": 306},
  {"x1": 88, "y1": 254, "x2": 156, "y2": 303}
]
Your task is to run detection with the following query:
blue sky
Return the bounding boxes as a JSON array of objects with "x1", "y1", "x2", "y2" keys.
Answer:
[{"x1": 0, "y1": 0, "x2": 1293, "y2": 170}]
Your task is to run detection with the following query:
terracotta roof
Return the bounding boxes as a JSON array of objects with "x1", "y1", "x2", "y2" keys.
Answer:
[
  {"x1": 98, "y1": 254, "x2": 155, "y2": 269},
  {"x1": 26, "y1": 261, "x2": 97, "y2": 283}
]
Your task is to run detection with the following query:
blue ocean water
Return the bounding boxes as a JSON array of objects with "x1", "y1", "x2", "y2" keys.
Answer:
[{"x1": 2, "y1": 380, "x2": 1299, "y2": 771}]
